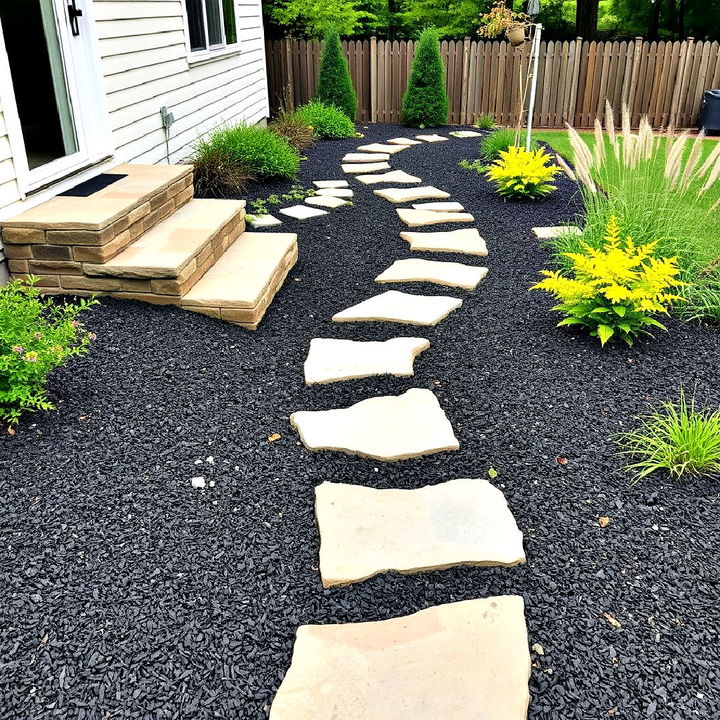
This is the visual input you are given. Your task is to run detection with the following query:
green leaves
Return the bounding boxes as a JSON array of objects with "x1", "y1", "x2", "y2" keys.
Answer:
[
  {"x1": 293, "y1": 101, "x2": 356, "y2": 138},
  {"x1": 269, "y1": 0, "x2": 372, "y2": 36},
  {"x1": 597, "y1": 324, "x2": 615, "y2": 346},
  {"x1": 317, "y1": 28, "x2": 357, "y2": 120},
  {"x1": 401, "y1": 28, "x2": 449, "y2": 127}
]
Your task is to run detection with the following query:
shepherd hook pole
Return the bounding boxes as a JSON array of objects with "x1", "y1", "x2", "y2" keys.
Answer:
[{"x1": 526, "y1": 23, "x2": 543, "y2": 151}]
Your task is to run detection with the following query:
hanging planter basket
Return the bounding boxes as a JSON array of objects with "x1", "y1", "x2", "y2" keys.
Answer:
[{"x1": 506, "y1": 23, "x2": 526, "y2": 46}]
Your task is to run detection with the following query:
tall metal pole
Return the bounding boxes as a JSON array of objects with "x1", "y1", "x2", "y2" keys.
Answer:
[{"x1": 525, "y1": 23, "x2": 543, "y2": 151}]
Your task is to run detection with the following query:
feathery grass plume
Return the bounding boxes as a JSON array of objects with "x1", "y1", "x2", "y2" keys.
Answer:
[
  {"x1": 637, "y1": 117, "x2": 655, "y2": 161},
  {"x1": 664, "y1": 129, "x2": 690, "y2": 184},
  {"x1": 555, "y1": 153, "x2": 577, "y2": 182},
  {"x1": 664, "y1": 124, "x2": 677, "y2": 159},
  {"x1": 604, "y1": 99, "x2": 617, "y2": 154},
  {"x1": 679, "y1": 131, "x2": 706, "y2": 190},
  {"x1": 700, "y1": 154, "x2": 720, "y2": 193},
  {"x1": 697, "y1": 138, "x2": 720, "y2": 178},
  {"x1": 593, "y1": 119, "x2": 606, "y2": 167},
  {"x1": 566, "y1": 123, "x2": 595, "y2": 171},
  {"x1": 621, "y1": 105, "x2": 633, "y2": 166}
]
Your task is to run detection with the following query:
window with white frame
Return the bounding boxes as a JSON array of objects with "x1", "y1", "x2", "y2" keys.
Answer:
[{"x1": 185, "y1": 0, "x2": 238, "y2": 53}]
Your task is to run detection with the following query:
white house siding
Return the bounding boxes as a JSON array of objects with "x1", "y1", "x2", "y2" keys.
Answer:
[{"x1": 0, "y1": 103, "x2": 22, "y2": 277}]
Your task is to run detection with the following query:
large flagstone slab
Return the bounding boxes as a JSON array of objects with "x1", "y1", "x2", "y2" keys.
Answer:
[
  {"x1": 313, "y1": 180, "x2": 349, "y2": 188},
  {"x1": 315, "y1": 188, "x2": 353, "y2": 198},
  {"x1": 416, "y1": 134, "x2": 448, "y2": 142},
  {"x1": 343, "y1": 152, "x2": 391, "y2": 162},
  {"x1": 386, "y1": 137, "x2": 423, "y2": 145},
  {"x1": 315, "y1": 478, "x2": 526, "y2": 587},
  {"x1": 355, "y1": 170, "x2": 422, "y2": 185},
  {"x1": 249, "y1": 213, "x2": 282, "y2": 227},
  {"x1": 343, "y1": 162, "x2": 391, "y2": 174},
  {"x1": 304, "y1": 337, "x2": 430, "y2": 385},
  {"x1": 332, "y1": 290, "x2": 462, "y2": 326},
  {"x1": 305, "y1": 195, "x2": 348, "y2": 209},
  {"x1": 401, "y1": 228, "x2": 488, "y2": 256},
  {"x1": 412, "y1": 201, "x2": 465, "y2": 212},
  {"x1": 397, "y1": 208, "x2": 475, "y2": 227},
  {"x1": 279, "y1": 205, "x2": 328, "y2": 220},
  {"x1": 290, "y1": 388, "x2": 459, "y2": 461},
  {"x1": 375, "y1": 258, "x2": 488, "y2": 290},
  {"x1": 269, "y1": 595, "x2": 531, "y2": 720},
  {"x1": 374, "y1": 186, "x2": 450, "y2": 202},
  {"x1": 449, "y1": 130, "x2": 483, "y2": 137},
  {"x1": 357, "y1": 143, "x2": 407, "y2": 154},
  {"x1": 531, "y1": 225, "x2": 582, "y2": 239}
]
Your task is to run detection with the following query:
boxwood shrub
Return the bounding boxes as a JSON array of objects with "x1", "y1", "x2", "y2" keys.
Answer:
[{"x1": 293, "y1": 101, "x2": 356, "y2": 139}]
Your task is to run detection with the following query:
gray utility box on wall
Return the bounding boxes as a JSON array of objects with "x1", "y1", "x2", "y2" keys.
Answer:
[{"x1": 699, "y1": 90, "x2": 720, "y2": 135}]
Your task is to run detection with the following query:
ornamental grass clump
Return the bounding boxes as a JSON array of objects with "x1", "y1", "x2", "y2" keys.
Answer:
[
  {"x1": 486, "y1": 145, "x2": 560, "y2": 199},
  {"x1": 617, "y1": 389, "x2": 720, "y2": 484},
  {"x1": 0, "y1": 277, "x2": 97, "y2": 425},
  {"x1": 293, "y1": 101, "x2": 356, "y2": 138},
  {"x1": 531, "y1": 216, "x2": 685, "y2": 346}
]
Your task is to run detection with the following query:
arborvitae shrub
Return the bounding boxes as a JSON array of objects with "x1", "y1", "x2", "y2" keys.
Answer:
[
  {"x1": 401, "y1": 27, "x2": 449, "y2": 127},
  {"x1": 316, "y1": 28, "x2": 357, "y2": 120}
]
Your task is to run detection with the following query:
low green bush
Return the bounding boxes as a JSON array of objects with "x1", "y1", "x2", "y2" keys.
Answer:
[
  {"x1": 294, "y1": 101, "x2": 356, "y2": 139},
  {"x1": 479, "y1": 128, "x2": 538, "y2": 162},
  {"x1": 474, "y1": 113, "x2": 496, "y2": 130},
  {"x1": 0, "y1": 277, "x2": 96, "y2": 425},
  {"x1": 486, "y1": 145, "x2": 560, "y2": 200}
]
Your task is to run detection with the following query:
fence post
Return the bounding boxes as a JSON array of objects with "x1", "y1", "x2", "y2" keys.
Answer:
[
  {"x1": 626, "y1": 36, "x2": 644, "y2": 121},
  {"x1": 284, "y1": 38, "x2": 295, "y2": 108},
  {"x1": 460, "y1": 37, "x2": 471, "y2": 124},
  {"x1": 370, "y1": 36, "x2": 377, "y2": 122},
  {"x1": 566, "y1": 37, "x2": 583, "y2": 125}
]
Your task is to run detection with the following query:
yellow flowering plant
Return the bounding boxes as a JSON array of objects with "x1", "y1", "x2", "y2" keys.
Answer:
[
  {"x1": 531, "y1": 217, "x2": 685, "y2": 346},
  {"x1": 485, "y1": 145, "x2": 560, "y2": 199}
]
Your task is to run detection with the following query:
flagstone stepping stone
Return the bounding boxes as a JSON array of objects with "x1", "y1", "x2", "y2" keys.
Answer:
[
  {"x1": 279, "y1": 205, "x2": 329, "y2": 220},
  {"x1": 342, "y1": 152, "x2": 391, "y2": 162},
  {"x1": 315, "y1": 188, "x2": 353, "y2": 198},
  {"x1": 416, "y1": 133, "x2": 448, "y2": 142},
  {"x1": 397, "y1": 209, "x2": 475, "y2": 227},
  {"x1": 343, "y1": 162, "x2": 391, "y2": 174},
  {"x1": 315, "y1": 478, "x2": 526, "y2": 587},
  {"x1": 411, "y1": 201, "x2": 464, "y2": 212},
  {"x1": 375, "y1": 258, "x2": 488, "y2": 290},
  {"x1": 332, "y1": 290, "x2": 462, "y2": 326},
  {"x1": 313, "y1": 180, "x2": 349, "y2": 188},
  {"x1": 401, "y1": 228, "x2": 488, "y2": 256},
  {"x1": 374, "y1": 186, "x2": 450, "y2": 202},
  {"x1": 269, "y1": 595, "x2": 531, "y2": 720},
  {"x1": 357, "y1": 143, "x2": 407, "y2": 154},
  {"x1": 355, "y1": 170, "x2": 422, "y2": 185},
  {"x1": 304, "y1": 337, "x2": 430, "y2": 385},
  {"x1": 532, "y1": 225, "x2": 582, "y2": 239},
  {"x1": 449, "y1": 130, "x2": 483, "y2": 137},
  {"x1": 289, "y1": 388, "x2": 459, "y2": 461},
  {"x1": 248, "y1": 213, "x2": 282, "y2": 227},
  {"x1": 386, "y1": 137, "x2": 423, "y2": 145},
  {"x1": 305, "y1": 195, "x2": 348, "y2": 209}
]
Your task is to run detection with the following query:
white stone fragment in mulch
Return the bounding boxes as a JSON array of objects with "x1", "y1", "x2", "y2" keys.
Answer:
[
  {"x1": 315, "y1": 188, "x2": 354, "y2": 198},
  {"x1": 279, "y1": 205, "x2": 329, "y2": 220},
  {"x1": 416, "y1": 134, "x2": 448, "y2": 142},
  {"x1": 357, "y1": 143, "x2": 407, "y2": 154},
  {"x1": 449, "y1": 130, "x2": 482, "y2": 137},
  {"x1": 374, "y1": 186, "x2": 450, "y2": 202},
  {"x1": 411, "y1": 201, "x2": 465, "y2": 212},
  {"x1": 531, "y1": 225, "x2": 583, "y2": 239},
  {"x1": 375, "y1": 258, "x2": 488, "y2": 291},
  {"x1": 304, "y1": 337, "x2": 430, "y2": 385},
  {"x1": 355, "y1": 170, "x2": 422, "y2": 185},
  {"x1": 248, "y1": 214, "x2": 282, "y2": 227},
  {"x1": 289, "y1": 388, "x2": 459, "y2": 461},
  {"x1": 268, "y1": 596, "x2": 531, "y2": 720},
  {"x1": 315, "y1": 478, "x2": 526, "y2": 587},
  {"x1": 343, "y1": 162, "x2": 391, "y2": 174},
  {"x1": 332, "y1": 289, "x2": 462, "y2": 326},
  {"x1": 190, "y1": 476, "x2": 206, "y2": 489},
  {"x1": 401, "y1": 228, "x2": 488, "y2": 256},
  {"x1": 386, "y1": 137, "x2": 423, "y2": 145},
  {"x1": 313, "y1": 180, "x2": 349, "y2": 188},
  {"x1": 305, "y1": 195, "x2": 348, "y2": 209},
  {"x1": 396, "y1": 209, "x2": 475, "y2": 227},
  {"x1": 342, "y1": 152, "x2": 391, "y2": 162}
]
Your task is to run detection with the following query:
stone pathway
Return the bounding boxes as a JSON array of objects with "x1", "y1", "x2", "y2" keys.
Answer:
[
  {"x1": 355, "y1": 170, "x2": 423, "y2": 185},
  {"x1": 315, "y1": 188, "x2": 353, "y2": 198},
  {"x1": 400, "y1": 228, "x2": 488, "y2": 255},
  {"x1": 375, "y1": 258, "x2": 488, "y2": 290},
  {"x1": 342, "y1": 161, "x2": 391, "y2": 174},
  {"x1": 313, "y1": 180, "x2": 348, "y2": 188},
  {"x1": 416, "y1": 133, "x2": 448, "y2": 142},
  {"x1": 386, "y1": 137, "x2": 422, "y2": 145},
  {"x1": 412, "y1": 201, "x2": 465, "y2": 212},
  {"x1": 342, "y1": 152, "x2": 391, "y2": 162},
  {"x1": 357, "y1": 142, "x2": 408, "y2": 154},
  {"x1": 449, "y1": 129, "x2": 482, "y2": 137},
  {"x1": 374, "y1": 186, "x2": 450, "y2": 202},
  {"x1": 249, "y1": 214, "x2": 282, "y2": 228},
  {"x1": 396, "y1": 208, "x2": 475, "y2": 227},
  {"x1": 305, "y1": 195, "x2": 347, "y2": 209},
  {"x1": 279, "y1": 205, "x2": 328, "y2": 220}
]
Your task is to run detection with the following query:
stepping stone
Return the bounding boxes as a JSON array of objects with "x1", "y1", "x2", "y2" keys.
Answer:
[
  {"x1": 449, "y1": 130, "x2": 482, "y2": 138},
  {"x1": 342, "y1": 152, "x2": 390, "y2": 162},
  {"x1": 412, "y1": 201, "x2": 464, "y2": 212},
  {"x1": 290, "y1": 388, "x2": 459, "y2": 461},
  {"x1": 416, "y1": 134, "x2": 448, "y2": 142},
  {"x1": 304, "y1": 337, "x2": 430, "y2": 385},
  {"x1": 248, "y1": 213, "x2": 282, "y2": 227},
  {"x1": 305, "y1": 195, "x2": 348, "y2": 209},
  {"x1": 313, "y1": 180, "x2": 349, "y2": 188},
  {"x1": 355, "y1": 170, "x2": 422, "y2": 185},
  {"x1": 397, "y1": 209, "x2": 475, "y2": 227},
  {"x1": 269, "y1": 596, "x2": 531, "y2": 720},
  {"x1": 333, "y1": 290, "x2": 462, "y2": 326},
  {"x1": 401, "y1": 228, "x2": 488, "y2": 256},
  {"x1": 343, "y1": 162, "x2": 391, "y2": 174},
  {"x1": 315, "y1": 478, "x2": 526, "y2": 587},
  {"x1": 532, "y1": 225, "x2": 583, "y2": 239},
  {"x1": 375, "y1": 258, "x2": 488, "y2": 291},
  {"x1": 374, "y1": 186, "x2": 450, "y2": 203},
  {"x1": 357, "y1": 143, "x2": 407, "y2": 154},
  {"x1": 315, "y1": 188, "x2": 353, "y2": 198},
  {"x1": 386, "y1": 137, "x2": 423, "y2": 145},
  {"x1": 279, "y1": 205, "x2": 328, "y2": 220}
]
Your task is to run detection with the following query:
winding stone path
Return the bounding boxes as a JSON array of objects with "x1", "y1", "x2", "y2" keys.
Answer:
[
  {"x1": 374, "y1": 186, "x2": 450, "y2": 202},
  {"x1": 411, "y1": 201, "x2": 465, "y2": 212},
  {"x1": 416, "y1": 134, "x2": 448, "y2": 142},
  {"x1": 313, "y1": 180, "x2": 348, "y2": 188},
  {"x1": 356, "y1": 170, "x2": 422, "y2": 185},
  {"x1": 375, "y1": 258, "x2": 488, "y2": 290},
  {"x1": 316, "y1": 188, "x2": 353, "y2": 198},
  {"x1": 290, "y1": 388, "x2": 459, "y2": 461},
  {"x1": 401, "y1": 228, "x2": 488, "y2": 255},
  {"x1": 357, "y1": 143, "x2": 407, "y2": 154},
  {"x1": 248, "y1": 214, "x2": 282, "y2": 227},
  {"x1": 343, "y1": 162, "x2": 391, "y2": 174},
  {"x1": 333, "y1": 289, "x2": 462, "y2": 326},
  {"x1": 342, "y1": 152, "x2": 391, "y2": 162},
  {"x1": 396, "y1": 209, "x2": 475, "y2": 227},
  {"x1": 449, "y1": 130, "x2": 482, "y2": 138},
  {"x1": 279, "y1": 205, "x2": 328, "y2": 220},
  {"x1": 305, "y1": 195, "x2": 348, "y2": 209},
  {"x1": 386, "y1": 137, "x2": 422, "y2": 145}
]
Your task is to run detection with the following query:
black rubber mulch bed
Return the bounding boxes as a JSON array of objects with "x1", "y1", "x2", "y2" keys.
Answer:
[{"x1": 1, "y1": 124, "x2": 719, "y2": 720}]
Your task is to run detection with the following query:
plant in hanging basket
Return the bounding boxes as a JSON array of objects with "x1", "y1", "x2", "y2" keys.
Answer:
[{"x1": 478, "y1": 1, "x2": 529, "y2": 45}]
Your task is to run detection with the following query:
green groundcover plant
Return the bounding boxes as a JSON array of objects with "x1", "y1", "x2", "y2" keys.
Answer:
[
  {"x1": 0, "y1": 278, "x2": 96, "y2": 425},
  {"x1": 479, "y1": 128, "x2": 538, "y2": 162},
  {"x1": 616, "y1": 389, "x2": 720, "y2": 484},
  {"x1": 293, "y1": 101, "x2": 356, "y2": 138},
  {"x1": 317, "y1": 28, "x2": 357, "y2": 120},
  {"x1": 401, "y1": 27, "x2": 448, "y2": 127}
]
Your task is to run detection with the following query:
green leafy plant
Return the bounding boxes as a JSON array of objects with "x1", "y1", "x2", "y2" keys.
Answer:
[
  {"x1": 477, "y1": 1, "x2": 530, "y2": 39},
  {"x1": 268, "y1": 0, "x2": 373, "y2": 36},
  {"x1": 293, "y1": 101, "x2": 356, "y2": 138},
  {"x1": 191, "y1": 145, "x2": 253, "y2": 198},
  {"x1": 401, "y1": 27, "x2": 448, "y2": 127},
  {"x1": 486, "y1": 145, "x2": 560, "y2": 199},
  {"x1": 250, "y1": 185, "x2": 315, "y2": 216},
  {"x1": 474, "y1": 113, "x2": 496, "y2": 130},
  {"x1": 479, "y1": 128, "x2": 538, "y2": 162},
  {"x1": 317, "y1": 27, "x2": 357, "y2": 120},
  {"x1": 531, "y1": 216, "x2": 685, "y2": 346},
  {"x1": 0, "y1": 278, "x2": 97, "y2": 425},
  {"x1": 459, "y1": 158, "x2": 487, "y2": 173},
  {"x1": 617, "y1": 389, "x2": 720, "y2": 484}
]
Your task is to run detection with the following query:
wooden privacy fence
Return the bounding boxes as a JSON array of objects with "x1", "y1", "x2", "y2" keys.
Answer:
[{"x1": 265, "y1": 36, "x2": 720, "y2": 128}]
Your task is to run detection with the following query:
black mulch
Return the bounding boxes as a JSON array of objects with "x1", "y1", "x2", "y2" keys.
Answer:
[{"x1": 1, "y1": 124, "x2": 719, "y2": 720}]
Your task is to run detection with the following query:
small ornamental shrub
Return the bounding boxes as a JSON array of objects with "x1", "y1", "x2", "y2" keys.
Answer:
[
  {"x1": 0, "y1": 277, "x2": 97, "y2": 425},
  {"x1": 474, "y1": 113, "x2": 496, "y2": 130},
  {"x1": 486, "y1": 145, "x2": 560, "y2": 199},
  {"x1": 269, "y1": 110, "x2": 316, "y2": 152},
  {"x1": 531, "y1": 216, "x2": 685, "y2": 346},
  {"x1": 317, "y1": 28, "x2": 357, "y2": 120},
  {"x1": 617, "y1": 389, "x2": 720, "y2": 484},
  {"x1": 192, "y1": 145, "x2": 252, "y2": 198},
  {"x1": 294, "y1": 101, "x2": 356, "y2": 138},
  {"x1": 401, "y1": 27, "x2": 448, "y2": 127}
]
